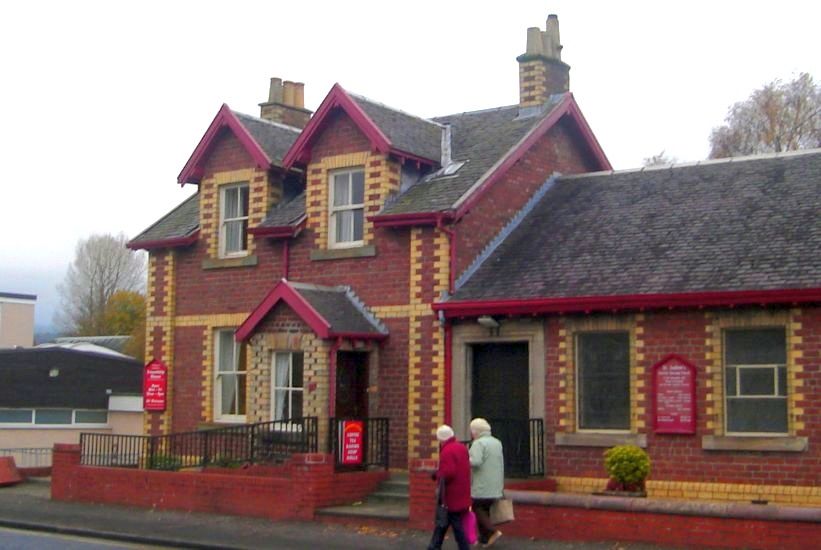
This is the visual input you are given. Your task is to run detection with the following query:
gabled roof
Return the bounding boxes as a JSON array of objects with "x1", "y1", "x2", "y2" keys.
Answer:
[
  {"x1": 378, "y1": 93, "x2": 610, "y2": 220},
  {"x1": 236, "y1": 280, "x2": 388, "y2": 342},
  {"x1": 438, "y1": 150, "x2": 821, "y2": 316},
  {"x1": 128, "y1": 191, "x2": 200, "y2": 250},
  {"x1": 249, "y1": 191, "x2": 307, "y2": 238},
  {"x1": 282, "y1": 84, "x2": 443, "y2": 169},
  {"x1": 0, "y1": 347, "x2": 142, "y2": 409},
  {"x1": 178, "y1": 104, "x2": 301, "y2": 184}
]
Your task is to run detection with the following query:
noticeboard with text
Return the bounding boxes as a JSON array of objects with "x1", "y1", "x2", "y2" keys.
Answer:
[
  {"x1": 652, "y1": 355, "x2": 696, "y2": 434},
  {"x1": 143, "y1": 359, "x2": 168, "y2": 412},
  {"x1": 341, "y1": 420, "x2": 364, "y2": 465}
]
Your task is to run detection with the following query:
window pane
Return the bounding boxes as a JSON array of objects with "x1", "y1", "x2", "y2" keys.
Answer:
[
  {"x1": 239, "y1": 185, "x2": 249, "y2": 216},
  {"x1": 778, "y1": 367, "x2": 787, "y2": 396},
  {"x1": 236, "y1": 342, "x2": 247, "y2": 373},
  {"x1": 725, "y1": 329, "x2": 786, "y2": 364},
  {"x1": 224, "y1": 187, "x2": 239, "y2": 217},
  {"x1": 351, "y1": 171, "x2": 365, "y2": 204},
  {"x1": 237, "y1": 373, "x2": 246, "y2": 415},
  {"x1": 292, "y1": 353, "x2": 304, "y2": 388},
  {"x1": 739, "y1": 367, "x2": 775, "y2": 396},
  {"x1": 35, "y1": 409, "x2": 72, "y2": 424},
  {"x1": 352, "y1": 208, "x2": 364, "y2": 241},
  {"x1": 725, "y1": 367, "x2": 737, "y2": 396},
  {"x1": 336, "y1": 210, "x2": 353, "y2": 242},
  {"x1": 578, "y1": 332, "x2": 630, "y2": 430},
  {"x1": 0, "y1": 409, "x2": 32, "y2": 423},
  {"x1": 727, "y1": 398, "x2": 787, "y2": 433},
  {"x1": 225, "y1": 220, "x2": 243, "y2": 253},
  {"x1": 275, "y1": 353, "x2": 290, "y2": 388},
  {"x1": 75, "y1": 410, "x2": 108, "y2": 424},
  {"x1": 292, "y1": 391, "x2": 303, "y2": 419},
  {"x1": 274, "y1": 389, "x2": 287, "y2": 420},
  {"x1": 240, "y1": 220, "x2": 248, "y2": 251},
  {"x1": 219, "y1": 373, "x2": 235, "y2": 415},
  {"x1": 218, "y1": 331, "x2": 235, "y2": 372},
  {"x1": 333, "y1": 173, "x2": 350, "y2": 206}
]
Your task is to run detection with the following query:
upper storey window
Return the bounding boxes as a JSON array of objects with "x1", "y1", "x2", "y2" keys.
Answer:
[
  {"x1": 329, "y1": 169, "x2": 365, "y2": 248},
  {"x1": 219, "y1": 183, "x2": 249, "y2": 257}
]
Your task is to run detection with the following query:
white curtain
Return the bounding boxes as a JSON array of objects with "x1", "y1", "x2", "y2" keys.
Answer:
[{"x1": 274, "y1": 354, "x2": 290, "y2": 420}]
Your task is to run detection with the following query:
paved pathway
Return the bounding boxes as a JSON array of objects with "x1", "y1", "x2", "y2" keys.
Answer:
[{"x1": 0, "y1": 479, "x2": 675, "y2": 549}]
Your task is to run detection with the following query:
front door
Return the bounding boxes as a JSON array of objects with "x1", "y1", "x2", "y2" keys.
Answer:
[
  {"x1": 471, "y1": 342, "x2": 531, "y2": 477},
  {"x1": 335, "y1": 351, "x2": 369, "y2": 418}
]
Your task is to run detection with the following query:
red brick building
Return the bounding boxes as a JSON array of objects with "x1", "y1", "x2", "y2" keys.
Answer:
[{"x1": 130, "y1": 15, "x2": 820, "y2": 506}]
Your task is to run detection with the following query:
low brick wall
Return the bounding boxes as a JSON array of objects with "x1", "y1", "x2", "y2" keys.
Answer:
[
  {"x1": 52, "y1": 444, "x2": 388, "y2": 520},
  {"x1": 408, "y1": 460, "x2": 821, "y2": 550}
]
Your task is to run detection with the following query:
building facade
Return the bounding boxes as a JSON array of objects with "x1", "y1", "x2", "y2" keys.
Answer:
[
  {"x1": 130, "y1": 15, "x2": 820, "y2": 505},
  {"x1": 0, "y1": 292, "x2": 36, "y2": 348}
]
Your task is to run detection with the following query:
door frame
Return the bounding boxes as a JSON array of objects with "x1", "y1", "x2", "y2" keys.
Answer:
[{"x1": 451, "y1": 319, "x2": 545, "y2": 441}]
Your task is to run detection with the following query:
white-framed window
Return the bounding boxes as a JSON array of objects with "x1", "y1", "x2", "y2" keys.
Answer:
[
  {"x1": 724, "y1": 327, "x2": 788, "y2": 435},
  {"x1": 214, "y1": 329, "x2": 247, "y2": 422},
  {"x1": 0, "y1": 408, "x2": 108, "y2": 427},
  {"x1": 576, "y1": 331, "x2": 630, "y2": 431},
  {"x1": 219, "y1": 183, "x2": 249, "y2": 257},
  {"x1": 272, "y1": 352, "x2": 304, "y2": 421},
  {"x1": 329, "y1": 168, "x2": 365, "y2": 248}
]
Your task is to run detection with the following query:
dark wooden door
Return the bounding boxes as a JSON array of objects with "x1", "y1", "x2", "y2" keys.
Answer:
[
  {"x1": 471, "y1": 342, "x2": 531, "y2": 477},
  {"x1": 336, "y1": 351, "x2": 369, "y2": 418}
]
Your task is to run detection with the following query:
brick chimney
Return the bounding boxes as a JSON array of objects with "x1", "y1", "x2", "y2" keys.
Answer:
[
  {"x1": 259, "y1": 77, "x2": 312, "y2": 128},
  {"x1": 517, "y1": 14, "x2": 570, "y2": 107}
]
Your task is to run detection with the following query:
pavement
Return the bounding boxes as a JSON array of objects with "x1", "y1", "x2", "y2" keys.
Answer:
[{"x1": 0, "y1": 478, "x2": 675, "y2": 550}]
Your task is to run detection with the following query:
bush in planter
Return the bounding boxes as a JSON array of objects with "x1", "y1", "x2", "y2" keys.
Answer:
[{"x1": 603, "y1": 445, "x2": 650, "y2": 492}]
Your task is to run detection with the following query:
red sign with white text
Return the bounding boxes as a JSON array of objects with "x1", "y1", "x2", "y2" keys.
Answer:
[
  {"x1": 653, "y1": 355, "x2": 696, "y2": 434},
  {"x1": 143, "y1": 360, "x2": 168, "y2": 412},
  {"x1": 341, "y1": 420, "x2": 364, "y2": 465}
]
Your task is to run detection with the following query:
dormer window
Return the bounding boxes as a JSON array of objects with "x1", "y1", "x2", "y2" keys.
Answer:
[
  {"x1": 329, "y1": 168, "x2": 365, "y2": 248},
  {"x1": 219, "y1": 183, "x2": 249, "y2": 257}
]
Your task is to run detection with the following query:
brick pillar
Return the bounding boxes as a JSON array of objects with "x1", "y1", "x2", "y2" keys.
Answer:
[
  {"x1": 288, "y1": 453, "x2": 335, "y2": 519},
  {"x1": 51, "y1": 443, "x2": 81, "y2": 501},
  {"x1": 409, "y1": 458, "x2": 438, "y2": 528}
]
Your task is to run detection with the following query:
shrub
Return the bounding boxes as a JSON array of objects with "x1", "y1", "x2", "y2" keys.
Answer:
[
  {"x1": 603, "y1": 445, "x2": 650, "y2": 491},
  {"x1": 148, "y1": 454, "x2": 182, "y2": 471}
]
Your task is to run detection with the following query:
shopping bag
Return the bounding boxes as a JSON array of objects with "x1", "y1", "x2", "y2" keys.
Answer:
[
  {"x1": 462, "y1": 509, "x2": 478, "y2": 544},
  {"x1": 490, "y1": 497, "x2": 515, "y2": 524}
]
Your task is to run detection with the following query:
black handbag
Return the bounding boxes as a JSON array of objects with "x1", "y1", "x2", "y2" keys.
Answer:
[{"x1": 435, "y1": 478, "x2": 449, "y2": 527}]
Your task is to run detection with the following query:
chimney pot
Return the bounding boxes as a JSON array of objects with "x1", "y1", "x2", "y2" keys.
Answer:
[
  {"x1": 268, "y1": 77, "x2": 283, "y2": 103},
  {"x1": 517, "y1": 14, "x2": 570, "y2": 107},
  {"x1": 293, "y1": 82, "x2": 305, "y2": 109},
  {"x1": 260, "y1": 76, "x2": 312, "y2": 129},
  {"x1": 282, "y1": 80, "x2": 296, "y2": 106}
]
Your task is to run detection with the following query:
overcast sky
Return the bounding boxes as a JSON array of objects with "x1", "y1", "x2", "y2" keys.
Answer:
[{"x1": 1, "y1": 0, "x2": 819, "y2": 330}]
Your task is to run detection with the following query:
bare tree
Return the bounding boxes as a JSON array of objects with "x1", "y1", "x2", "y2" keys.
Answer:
[
  {"x1": 709, "y1": 72, "x2": 821, "y2": 159},
  {"x1": 643, "y1": 150, "x2": 678, "y2": 167},
  {"x1": 56, "y1": 233, "x2": 146, "y2": 336}
]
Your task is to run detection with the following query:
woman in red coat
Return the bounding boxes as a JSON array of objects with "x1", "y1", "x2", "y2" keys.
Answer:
[{"x1": 427, "y1": 425, "x2": 471, "y2": 550}]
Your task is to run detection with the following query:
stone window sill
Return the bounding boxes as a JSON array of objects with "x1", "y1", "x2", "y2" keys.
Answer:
[
  {"x1": 555, "y1": 432, "x2": 647, "y2": 448},
  {"x1": 701, "y1": 435, "x2": 807, "y2": 452},
  {"x1": 202, "y1": 255, "x2": 258, "y2": 270},
  {"x1": 310, "y1": 245, "x2": 376, "y2": 261},
  {"x1": 197, "y1": 421, "x2": 246, "y2": 430}
]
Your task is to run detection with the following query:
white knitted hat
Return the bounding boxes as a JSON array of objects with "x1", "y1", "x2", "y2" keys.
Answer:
[{"x1": 436, "y1": 425, "x2": 455, "y2": 441}]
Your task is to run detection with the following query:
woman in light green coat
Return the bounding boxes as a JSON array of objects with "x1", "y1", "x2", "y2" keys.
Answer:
[{"x1": 468, "y1": 418, "x2": 504, "y2": 546}]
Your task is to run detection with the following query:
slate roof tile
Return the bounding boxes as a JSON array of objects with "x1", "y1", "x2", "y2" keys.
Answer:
[
  {"x1": 129, "y1": 191, "x2": 199, "y2": 245},
  {"x1": 453, "y1": 151, "x2": 821, "y2": 300},
  {"x1": 290, "y1": 283, "x2": 387, "y2": 336},
  {"x1": 233, "y1": 111, "x2": 301, "y2": 166}
]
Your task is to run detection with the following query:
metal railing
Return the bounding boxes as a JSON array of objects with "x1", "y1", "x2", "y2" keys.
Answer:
[
  {"x1": 0, "y1": 447, "x2": 52, "y2": 468},
  {"x1": 484, "y1": 418, "x2": 545, "y2": 477},
  {"x1": 328, "y1": 417, "x2": 389, "y2": 470},
  {"x1": 80, "y1": 417, "x2": 318, "y2": 470}
]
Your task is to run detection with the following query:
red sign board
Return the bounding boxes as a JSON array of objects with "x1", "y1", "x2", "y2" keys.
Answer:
[
  {"x1": 341, "y1": 420, "x2": 364, "y2": 465},
  {"x1": 143, "y1": 359, "x2": 168, "y2": 412},
  {"x1": 652, "y1": 355, "x2": 696, "y2": 434}
]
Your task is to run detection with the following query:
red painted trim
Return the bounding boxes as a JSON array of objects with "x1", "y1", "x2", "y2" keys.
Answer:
[
  {"x1": 282, "y1": 240, "x2": 289, "y2": 280},
  {"x1": 434, "y1": 288, "x2": 821, "y2": 318},
  {"x1": 370, "y1": 212, "x2": 450, "y2": 228},
  {"x1": 282, "y1": 84, "x2": 391, "y2": 169},
  {"x1": 444, "y1": 319, "x2": 452, "y2": 425},
  {"x1": 453, "y1": 94, "x2": 611, "y2": 221},
  {"x1": 248, "y1": 218, "x2": 306, "y2": 238},
  {"x1": 651, "y1": 354, "x2": 697, "y2": 435},
  {"x1": 126, "y1": 231, "x2": 200, "y2": 251},
  {"x1": 178, "y1": 104, "x2": 272, "y2": 185},
  {"x1": 388, "y1": 148, "x2": 439, "y2": 169},
  {"x1": 236, "y1": 280, "x2": 331, "y2": 342}
]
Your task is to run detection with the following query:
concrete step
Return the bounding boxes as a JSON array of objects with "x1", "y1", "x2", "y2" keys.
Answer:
[
  {"x1": 317, "y1": 500, "x2": 409, "y2": 520},
  {"x1": 377, "y1": 479, "x2": 409, "y2": 492},
  {"x1": 366, "y1": 491, "x2": 409, "y2": 504}
]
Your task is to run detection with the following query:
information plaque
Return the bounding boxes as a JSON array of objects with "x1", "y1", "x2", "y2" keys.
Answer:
[
  {"x1": 652, "y1": 355, "x2": 696, "y2": 434},
  {"x1": 143, "y1": 359, "x2": 168, "y2": 412}
]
